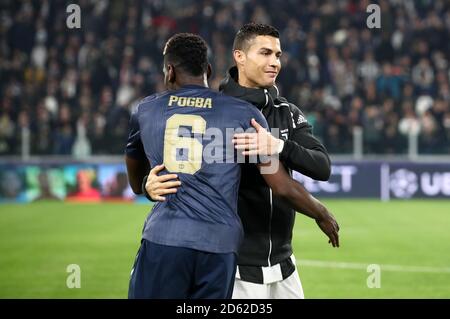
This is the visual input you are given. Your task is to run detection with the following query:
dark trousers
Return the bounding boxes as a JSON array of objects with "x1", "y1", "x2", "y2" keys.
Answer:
[{"x1": 128, "y1": 239, "x2": 236, "y2": 299}]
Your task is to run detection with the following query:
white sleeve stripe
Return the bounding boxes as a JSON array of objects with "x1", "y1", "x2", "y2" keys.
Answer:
[{"x1": 290, "y1": 111, "x2": 297, "y2": 129}]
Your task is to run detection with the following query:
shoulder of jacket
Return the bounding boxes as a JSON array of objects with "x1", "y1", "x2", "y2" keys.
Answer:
[
  {"x1": 274, "y1": 96, "x2": 304, "y2": 114},
  {"x1": 274, "y1": 96, "x2": 309, "y2": 127},
  {"x1": 220, "y1": 93, "x2": 256, "y2": 111},
  {"x1": 273, "y1": 95, "x2": 293, "y2": 108},
  {"x1": 136, "y1": 91, "x2": 169, "y2": 113}
]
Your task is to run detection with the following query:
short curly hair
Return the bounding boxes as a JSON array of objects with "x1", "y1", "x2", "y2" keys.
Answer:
[
  {"x1": 163, "y1": 33, "x2": 208, "y2": 76},
  {"x1": 233, "y1": 23, "x2": 279, "y2": 52}
]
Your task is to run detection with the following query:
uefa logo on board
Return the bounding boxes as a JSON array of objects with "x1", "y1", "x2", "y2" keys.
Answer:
[{"x1": 389, "y1": 169, "x2": 418, "y2": 199}]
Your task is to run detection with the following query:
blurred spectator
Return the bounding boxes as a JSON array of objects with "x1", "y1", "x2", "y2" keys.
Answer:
[
  {"x1": 72, "y1": 112, "x2": 92, "y2": 158},
  {"x1": 0, "y1": 99, "x2": 16, "y2": 155},
  {"x1": 398, "y1": 101, "x2": 421, "y2": 137},
  {"x1": 419, "y1": 109, "x2": 440, "y2": 153},
  {"x1": 53, "y1": 104, "x2": 75, "y2": 154},
  {"x1": 363, "y1": 105, "x2": 384, "y2": 153}
]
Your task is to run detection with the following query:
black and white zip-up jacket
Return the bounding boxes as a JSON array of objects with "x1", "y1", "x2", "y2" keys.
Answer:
[{"x1": 219, "y1": 67, "x2": 331, "y2": 283}]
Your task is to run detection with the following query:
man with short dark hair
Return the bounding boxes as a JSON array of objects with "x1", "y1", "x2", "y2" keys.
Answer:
[
  {"x1": 221, "y1": 23, "x2": 333, "y2": 299},
  {"x1": 125, "y1": 33, "x2": 339, "y2": 299},
  {"x1": 220, "y1": 23, "x2": 333, "y2": 299}
]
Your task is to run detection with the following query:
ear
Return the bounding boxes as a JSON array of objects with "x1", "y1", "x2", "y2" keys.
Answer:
[
  {"x1": 233, "y1": 49, "x2": 246, "y2": 67},
  {"x1": 167, "y1": 64, "x2": 176, "y2": 83},
  {"x1": 206, "y1": 63, "x2": 212, "y2": 79}
]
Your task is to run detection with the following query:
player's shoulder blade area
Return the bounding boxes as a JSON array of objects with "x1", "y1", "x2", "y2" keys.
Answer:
[
  {"x1": 218, "y1": 92, "x2": 254, "y2": 111},
  {"x1": 139, "y1": 91, "x2": 169, "y2": 108}
]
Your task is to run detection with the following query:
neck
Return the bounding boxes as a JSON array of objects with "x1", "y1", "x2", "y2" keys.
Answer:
[
  {"x1": 236, "y1": 67, "x2": 259, "y2": 89},
  {"x1": 174, "y1": 73, "x2": 209, "y2": 90}
]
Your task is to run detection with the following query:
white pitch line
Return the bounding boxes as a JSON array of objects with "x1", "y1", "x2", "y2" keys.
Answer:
[{"x1": 297, "y1": 259, "x2": 450, "y2": 274}]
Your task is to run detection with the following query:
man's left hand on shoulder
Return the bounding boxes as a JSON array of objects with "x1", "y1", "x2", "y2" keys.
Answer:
[{"x1": 233, "y1": 118, "x2": 284, "y2": 156}]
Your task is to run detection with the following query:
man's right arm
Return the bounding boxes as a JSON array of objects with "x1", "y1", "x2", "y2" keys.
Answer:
[
  {"x1": 238, "y1": 112, "x2": 339, "y2": 246},
  {"x1": 125, "y1": 156, "x2": 149, "y2": 194},
  {"x1": 125, "y1": 110, "x2": 149, "y2": 194},
  {"x1": 258, "y1": 160, "x2": 340, "y2": 247}
]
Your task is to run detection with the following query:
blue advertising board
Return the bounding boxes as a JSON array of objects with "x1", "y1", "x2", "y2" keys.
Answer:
[{"x1": 1, "y1": 160, "x2": 449, "y2": 202}]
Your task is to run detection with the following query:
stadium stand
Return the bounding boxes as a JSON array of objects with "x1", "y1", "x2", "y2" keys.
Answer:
[{"x1": 0, "y1": 0, "x2": 449, "y2": 156}]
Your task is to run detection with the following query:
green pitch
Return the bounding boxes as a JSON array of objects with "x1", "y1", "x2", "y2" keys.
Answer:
[{"x1": 0, "y1": 200, "x2": 449, "y2": 298}]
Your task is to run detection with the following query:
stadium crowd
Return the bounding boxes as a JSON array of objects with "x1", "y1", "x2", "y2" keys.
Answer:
[{"x1": 1, "y1": 0, "x2": 449, "y2": 156}]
